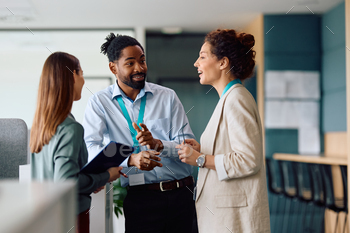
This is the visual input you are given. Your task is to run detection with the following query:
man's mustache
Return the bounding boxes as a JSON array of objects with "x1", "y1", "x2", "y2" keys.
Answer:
[{"x1": 131, "y1": 73, "x2": 146, "y2": 79}]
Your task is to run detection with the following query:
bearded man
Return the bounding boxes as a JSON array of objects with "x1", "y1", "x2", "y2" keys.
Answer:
[{"x1": 83, "y1": 33, "x2": 196, "y2": 233}]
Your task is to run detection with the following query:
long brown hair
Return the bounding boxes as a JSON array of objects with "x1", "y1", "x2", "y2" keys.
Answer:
[{"x1": 30, "y1": 52, "x2": 80, "y2": 153}]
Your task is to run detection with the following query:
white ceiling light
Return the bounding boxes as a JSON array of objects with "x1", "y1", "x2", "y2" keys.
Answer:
[
  {"x1": 0, "y1": 0, "x2": 37, "y2": 24},
  {"x1": 161, "y1": 27, "x2": 183, "y2": 34},
  {"x1": 0, "y1": 14, "x2": 34, "y2": 23}
]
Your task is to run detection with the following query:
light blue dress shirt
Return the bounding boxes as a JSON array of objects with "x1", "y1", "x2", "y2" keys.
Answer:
[{"x1": 83, "y1": 82, "x2": 195, "y2": 187}]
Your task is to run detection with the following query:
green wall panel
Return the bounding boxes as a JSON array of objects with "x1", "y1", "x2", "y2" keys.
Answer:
[{"x1": 321, "y1": 1, "x2": 346, "y2": 132}]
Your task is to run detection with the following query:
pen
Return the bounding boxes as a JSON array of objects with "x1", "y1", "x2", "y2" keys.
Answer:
[{"x1": 119, "y1": 171, "x2": 128, "y2": 178}]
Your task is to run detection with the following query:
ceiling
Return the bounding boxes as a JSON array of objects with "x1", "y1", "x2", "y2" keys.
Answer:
[{"x1": 0, "y1": 0, "x2": 344, "y2": 32}]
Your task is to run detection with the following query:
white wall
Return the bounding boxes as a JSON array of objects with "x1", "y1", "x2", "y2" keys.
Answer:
[{"x1": 0, "y1": 29, "x2": 134, "y2": 127}]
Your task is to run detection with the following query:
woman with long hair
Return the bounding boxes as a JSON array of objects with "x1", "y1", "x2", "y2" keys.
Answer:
[
  {"x1": 177, "y1": 29, "x2": 270, "y2": 232},
  {"x1": 30, "y1": 52, "x2": 122, "y2": 233}
]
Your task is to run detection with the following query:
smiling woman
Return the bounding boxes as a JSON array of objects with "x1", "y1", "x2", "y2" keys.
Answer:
[{"x1": 177, "y1": 29, "x2": 270, "y2": 233}]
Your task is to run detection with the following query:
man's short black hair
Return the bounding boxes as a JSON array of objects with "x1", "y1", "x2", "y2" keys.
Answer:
[{"x1": 100, "y1": 33, "x2": 144, "y2": 62}]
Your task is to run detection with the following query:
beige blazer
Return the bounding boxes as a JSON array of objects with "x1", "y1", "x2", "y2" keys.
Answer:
[{"x1": 196, "y1": 84, "x2": 270, "y2": 233}]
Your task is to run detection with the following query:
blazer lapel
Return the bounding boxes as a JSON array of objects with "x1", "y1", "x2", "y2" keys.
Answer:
[
  {"x1": 195, "y1": 84, "x2": 241, "y2": 201},
  {"x1": 196, "y1": 96, "x2": 226, "y2": 201}
]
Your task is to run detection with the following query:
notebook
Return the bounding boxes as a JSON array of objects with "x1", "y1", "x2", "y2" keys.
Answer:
[{"x1": 80, "y1": 141, "x2": 134, "y2": 174}]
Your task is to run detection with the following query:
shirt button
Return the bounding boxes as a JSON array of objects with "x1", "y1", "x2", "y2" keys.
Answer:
[{"x1": 159, "y1": 176, "x2": 161, "y2": 178}]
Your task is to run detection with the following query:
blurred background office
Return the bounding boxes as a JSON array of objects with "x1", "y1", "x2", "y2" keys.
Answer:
[{"x1": 0, "y1": 0, "x2": 348, "y2": 233}]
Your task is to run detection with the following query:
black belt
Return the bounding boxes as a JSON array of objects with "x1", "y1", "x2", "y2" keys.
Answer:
[{"x1": 127, "y1": 176, "x2": 194, "y2": 192}]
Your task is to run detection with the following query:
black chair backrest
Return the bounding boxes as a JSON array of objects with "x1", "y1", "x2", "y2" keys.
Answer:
[
  {"x1": 340, "y1": 165, "x2": 348, "y2": 213},
  {"x1": 308, "y1": 163, "x2": 324, "y2": 206},
  {"x1": 320, "y1": 164, "x2": 339, "y2": 212},
  {"x1": 266, "y1": 158, "x2": 283, "y2": 195},
  {"x1": 293, "y1": 162, "x2": 313, "y2": 201},
  {"x1": 279, "y1": 160, "x2": 298, "y2": 198}
]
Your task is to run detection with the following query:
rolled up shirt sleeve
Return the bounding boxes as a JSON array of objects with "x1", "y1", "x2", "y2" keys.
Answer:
[{"x1": 214, "y1": 154, "x2": 229, "y2": 181}]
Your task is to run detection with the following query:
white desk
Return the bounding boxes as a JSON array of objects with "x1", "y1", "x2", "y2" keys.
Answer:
[{"x1": 0, "y1": 180, "x2": 76, "y2": 233}]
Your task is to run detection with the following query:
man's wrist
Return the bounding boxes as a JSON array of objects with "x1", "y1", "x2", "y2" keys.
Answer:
[
  {"x1": 153, "y1": 139, "x2": 164, "y2": 152},
  {"x1": 127, "y1": 154, "x2": 134, "y2": 167}
]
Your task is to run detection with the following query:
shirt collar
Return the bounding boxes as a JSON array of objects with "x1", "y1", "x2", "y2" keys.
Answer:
[{"x1": 112, "y1": 82, "x2": 153, "y2": 101}]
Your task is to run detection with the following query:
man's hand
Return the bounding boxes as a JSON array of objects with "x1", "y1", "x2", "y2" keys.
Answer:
[
  {"x1": 133, "y1": 122, "x2": 164, "y2": 152},
  {"x1": 128, "y1": 150, "x2": 163, "y2": 171}
]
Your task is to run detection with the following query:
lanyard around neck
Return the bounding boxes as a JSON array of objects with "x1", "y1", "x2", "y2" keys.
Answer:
[
  {"x1": 221, "y1": 79, "x2": 242, "y2": 98},
  {"x1": 116, "y1": 94, "x2": 147, "y2": 153}
]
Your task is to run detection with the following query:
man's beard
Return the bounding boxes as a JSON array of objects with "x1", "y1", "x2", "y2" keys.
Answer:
[{"x1": 121, "y1": 73, "x2": 146, "y2": 90}]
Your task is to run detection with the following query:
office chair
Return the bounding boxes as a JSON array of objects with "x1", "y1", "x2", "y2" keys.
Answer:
[
  {"x1": 266, "y1": 158, "x2": 285, "y2": 233},
  {"x1": 0, "y1": 118, "x2": 28, "y2": 179},
  {"x1": 340, "y1": 166, "x2": 348, "y2": 233},
  {"x1": 279, "y1": 160, "x2": 299, "y2": 233},
  {"x1": 320, "y1": 164, "x2": 347, "y2": 233},
  {"x1": 308, "y1": 163, "x2": 326, "y2": 233},
  {"x1": 292, "y1": 162, "x2": 314, "y2": 232}
]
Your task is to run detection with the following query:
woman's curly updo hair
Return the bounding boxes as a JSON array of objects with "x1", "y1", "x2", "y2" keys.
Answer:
[
  {"x1": 100, "y1": 33, "x2": 144, "y2": 62},
  {"x1": 205, "y1": 29, "x2": 256, "y2": 80}
]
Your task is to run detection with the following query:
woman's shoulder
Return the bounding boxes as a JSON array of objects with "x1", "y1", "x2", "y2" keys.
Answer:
[
  {"x1": 223, "y1": 85, "x2": 259, "y2": 118},
  {"x1": 226, "y1": 84, "x2": 256, "y2": 104},
  {"x1": 56, "y1": 115, "x2": 84, "y2": 138}
]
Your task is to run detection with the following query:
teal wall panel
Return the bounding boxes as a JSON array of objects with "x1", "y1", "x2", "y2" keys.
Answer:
[
  {"x1": 322, "y1": 90, "x2": 347, "y2": 132},
  {"x1": 322, "y1": 2, "x2": 346, "y2": 52},
  {"x1": 265, "y1": 129, "x2": 299, "y2": 158},
  {"x1": 264, "y1": 15, "x2": 321, "y2": 71},
  {"x1": 264, "y1": 15, "x2": 321, "y2": 55},
  {"x1": 321, "y1": 1, "x2": 346, "y2": 132},
  {"x1": 146, "y1": 33, "x2": 205, "y2": 82},
  {"x1": 264, "y1": 54, "x2": 321, "y2": 70},
  {"x1": 322, "y1": 46, "x2": 346, "y2": 92}
]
